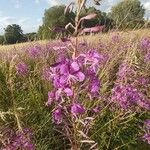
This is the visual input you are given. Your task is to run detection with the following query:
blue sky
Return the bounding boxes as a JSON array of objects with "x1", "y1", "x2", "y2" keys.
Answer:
[{"x1": 0, "y1": 0, "x2": 150, "y2": 34}]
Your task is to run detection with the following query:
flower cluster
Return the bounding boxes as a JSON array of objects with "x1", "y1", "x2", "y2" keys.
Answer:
[
  {"x1": 139, "y1": 38, "x2": 150, "y2": 52},
  {"x1": 116, "y1": 62, "x2": 134, "y2": 81},
  {"x1": 111, "y1": 61, "x2": 150, "y2": 111},
  {"x1": 136, "y1": 76, "x2": 149, "y2": 88},
  {"x1": 45, "y1": 49, "x2": 102, "y2": 124},
  {"x1": 139, "y1": 38, "x2": 150, "y2": 63},
  {"x1": 142, "y1": 119, "x2": 150, "y2": 144},
  {"x1": 27, "y1": 45, "x2": 41, "y2": 58},
  {"x1": 144, "y1": 52, "x2": 150, "y2": 63},
  {"x1": 111, "y1": 84, "x2": 150, "y2": 110},
  {"x1": 16, "y1": 62, "x2": 28, "y2": 76},
  {"x1": 1, "y1": 128, "x2": 34, "y2": 150}
]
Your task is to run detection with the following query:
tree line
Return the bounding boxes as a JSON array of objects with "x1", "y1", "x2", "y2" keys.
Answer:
[
  {"x1": 0, "y1": 24, "x2": 37, "y2": 45},
  {"x1": 0, "y1": 0, "x2": 150, "y2": 45}
]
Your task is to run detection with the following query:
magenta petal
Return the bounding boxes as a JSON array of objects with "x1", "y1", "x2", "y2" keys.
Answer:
[
  {"x1": 71, "y1": 103, "x2": 85, "y2": 116},
  {"x1": 46, "y1": 91, "x2": 55, "y2": 106},
  {"x1": 75, "y1": 72, "x2": 85, "y2": 82},
  {"x1": 55, "y1": 89, "x2": 62, "y2": 101},
  {"x1": 71, "y1": 61, "x2": 80, "y2": 71},
  {"x1": 59, "y1": 75, "x2": 68, "y2": 85},
  {"x1": 52, "y1": 108, "x2": 62, "y2": 124},
  {"x1": 64, "y1": 88, "x2": 73, "y2": 96},
  {"x1": 60, "y1": 64, "x2": 68, "y2": 74},
  {"x1": 16, "y1": 62, "x2": 28, "y2": 76}
]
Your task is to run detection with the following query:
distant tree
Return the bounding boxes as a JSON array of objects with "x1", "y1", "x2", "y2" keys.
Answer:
[
  {"x1": 0, "y1": 35, "x2": 4, "y2": 45},
  {"x1": 4, "y1": 24, "x2": 24, "y2": 44},
  {"x1": 38, "y1": 5, "x2": 75, "y2": 40},
  {"x1": 24, "y1": 32, "x2": 37, "y2": 41},
  {"x1": 110, "y1": 0, "x2": 145, "y2": 29}
]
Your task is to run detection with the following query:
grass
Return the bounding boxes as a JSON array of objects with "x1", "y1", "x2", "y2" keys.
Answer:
[{"x1": 0, "y1": 29, "x2": 150, "y2": 149}]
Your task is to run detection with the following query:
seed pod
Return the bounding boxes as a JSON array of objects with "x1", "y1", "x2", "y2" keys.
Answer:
[
  {"x1": 64, "y1": 2, "x2": 75, "y2": 15},
  {"x1": 80, "y1": 13, "x2": 97, "y2": 21}
]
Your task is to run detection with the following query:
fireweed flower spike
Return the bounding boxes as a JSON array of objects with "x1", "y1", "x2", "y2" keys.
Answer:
[
  {"x1": 1, "y1": 128, "x2": 34, "y2": 150},
  {"x1": 45, "y1": 49, "x2": 101, "y2": 148},
  {"x1": 78, "y1": 50, "x2": 103, "y2": 72},
  {"x1": 142, "y1": 119, "x2": 150, "y2": 144},
  {"x1": 27, "y1": 45, "x2": 41, "y2": 58},
  {"x1": 111, "y1": 84, "x2": 150, "y2": 110},
  {"x1": 16, "y1": 62, "x2": 28, "y2": 76},
  {"x1": 139, "y1": 38, "x2": 150, "y2": 52},
  {"x1": 45, "y1": 1, "x2": 102, "y2": 149}
]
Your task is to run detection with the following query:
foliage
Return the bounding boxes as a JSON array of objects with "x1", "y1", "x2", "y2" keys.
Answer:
[
  {"x1": 24, "y1": 32, "x2": 38, "y2": 41},
  {"x1": 0, "y1": 35, "x2": 4, "y2": 45},
  {"x1": 38, "y1": 5, "x2": 75, "y2": 40},
  {"x1": 4, "y1": 24, "x2": 24, "y2": 44},
  {"x1": 110, "y1": 0, "x2": 145, "y2": 29}
]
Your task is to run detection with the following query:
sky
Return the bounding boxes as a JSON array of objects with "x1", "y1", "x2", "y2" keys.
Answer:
[{"x1": 0, "y1": 0, "x2": 150, "y2": 34}]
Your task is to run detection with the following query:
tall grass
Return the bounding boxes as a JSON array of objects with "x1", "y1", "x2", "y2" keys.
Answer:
[{"x1": 0, "y1": 30, "x2": 150, "y2": 149}]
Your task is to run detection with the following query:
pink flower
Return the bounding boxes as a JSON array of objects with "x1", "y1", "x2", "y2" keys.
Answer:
[
  {"x1": 27, "y1": 45, "x2": 41, "y2": 58},
  {"x1": 16, "y1": 62, "x2": 28, "y2": 76},
  {"x1": 46, "y1": 92, "x2": 55, "y2": 106},
  {"x1": 71, "y1": 103, "x2": 85, "y2": 116},
  {"x1": 52, "y1": 107, "x2": 62, "y2": 124},
  {"x1": 142, "y1": 133, "x2": 150, "y2": 144}
]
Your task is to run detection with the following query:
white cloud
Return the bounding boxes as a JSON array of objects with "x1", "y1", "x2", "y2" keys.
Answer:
[
  {"x1": 0, "y1": 15, "x2": 30, "y2": 34},
  {"x1": 34, "y1": 0, "x2": 59, "y2": 6},
  {"x1": 0, "y1": 17, "x2": 16, "y2": 26},
  {"x1": 143, "y1": 2, "x2": 150, "y2": 11},
  {"x1": 46, "y1": 0, "x2": 59, "y2": 6}
]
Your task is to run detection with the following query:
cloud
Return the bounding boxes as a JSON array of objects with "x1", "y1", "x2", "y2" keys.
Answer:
[
  {"x1": 143, "y1": 2, "x2": 150, "y2": 11},
  {"x1": 99, "y1": 0, "x2": 119, "y2": 12},
  {"x1": 140, "y1": 0, "x2": 150, "y2": 19},
  {"x1": 46, "y1": 0, "x2": 59, "y2": 6},
  {"x1": 34, "y1": 0, "x2": 59, "y2": 6},
  {"x1": 0, "y1": 15, "x2": 30, "y2": 34}
]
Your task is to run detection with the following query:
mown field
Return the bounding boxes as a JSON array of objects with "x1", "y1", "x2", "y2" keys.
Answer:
[{"x1": 0, "y1": 29, "x2": 150, "y2": 150}]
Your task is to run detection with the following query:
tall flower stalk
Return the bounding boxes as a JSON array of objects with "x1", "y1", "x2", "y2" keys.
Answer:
[
  {"x1": 65, "y1": 0, "x2": 100, "y2": 58},
  {"x1": 46, "y1": 1, "x2": 102, "y2": 149}
]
